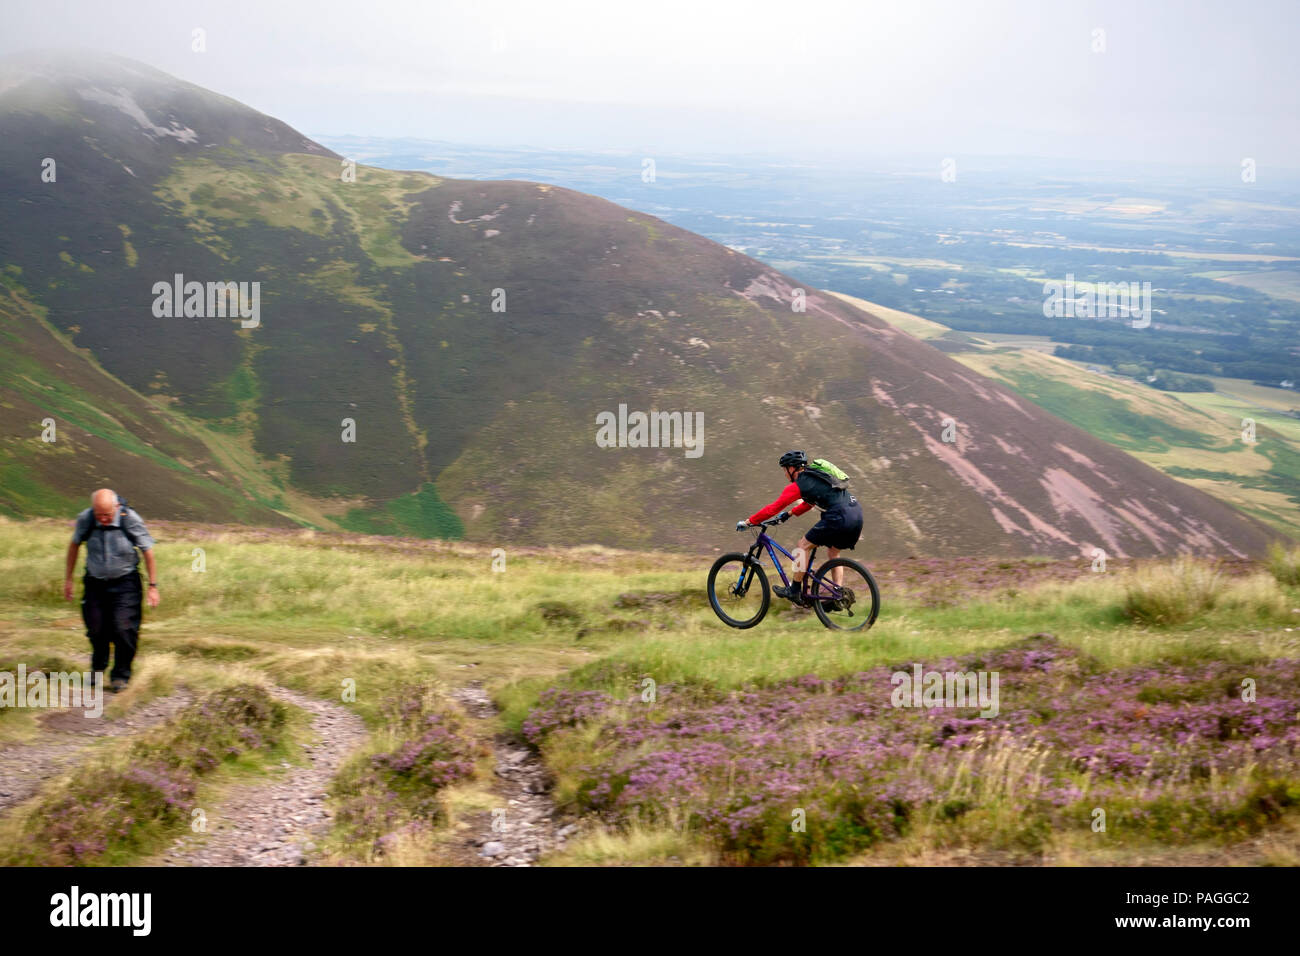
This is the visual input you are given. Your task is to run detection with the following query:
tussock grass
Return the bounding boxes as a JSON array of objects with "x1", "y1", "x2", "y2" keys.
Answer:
[
  {"x1": 1218, "y1": 572, "x2": 1295, "y2": 620},
  {"x1": 259, "y1": 646, "x2": 434, "y2": 727},
  {"x1": 1122, "y1": 557, "x2": 1222, "y2": 626},
  {"x1": 1267, "y1": 541, "x2": 1300, "y2": 587},
  {"x1": 1121, "y1": 557, "x2": 1293, "y2": 628},
  {"x1": 540, "y1": 820, "x2": 717, "y2": 866}
]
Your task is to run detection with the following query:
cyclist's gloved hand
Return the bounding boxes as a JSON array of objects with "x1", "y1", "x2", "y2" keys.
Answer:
[
  {"x1": 735, "y1": 519, "x2": 749, "y2": 531},
  {"x1": 777, "y1": 511, "x2": 791, "y2": 523}
]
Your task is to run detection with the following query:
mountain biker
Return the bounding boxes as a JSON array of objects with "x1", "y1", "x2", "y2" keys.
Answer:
[{"x1": 737, "y1": 450, "x2": 863, "y2": 605}]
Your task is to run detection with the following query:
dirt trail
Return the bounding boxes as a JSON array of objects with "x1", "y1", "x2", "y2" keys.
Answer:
[
  {"x1": 449, "y1": 682, "x2": 573, "y2": 866},
  {"x1": 154, "y1": 686, "x2": 367, "y2": 867},
  {"x1": 0, "y1": 690, "x2": 195, "y2": 813},
  {"x1": 1, "y1": 677, "x2": 561, "y2": 866}
]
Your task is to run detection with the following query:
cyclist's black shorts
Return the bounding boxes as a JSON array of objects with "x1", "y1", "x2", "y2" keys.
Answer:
[{"x1": 805, "y1": 496, "x2": 863, "y2": 550}]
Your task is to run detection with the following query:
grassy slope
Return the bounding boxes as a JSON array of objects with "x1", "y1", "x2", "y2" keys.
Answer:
[
  {"x1": 1, "y1": 517, "x2": 1297, "y2": 865},
  {"x1": 831, "y1": 292, "x2": 1300, "y2": 540},
  {"x1": 0, "y1": 150, "x2": 456, "y2": 532},
  {"x1": 0, "y1": 275, "x2": 310, "y2": 526}
]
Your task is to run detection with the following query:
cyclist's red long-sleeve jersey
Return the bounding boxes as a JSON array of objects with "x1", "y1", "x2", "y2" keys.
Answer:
[{"x1": 748, "y1": 483, "x2": 814, "y2": 525}]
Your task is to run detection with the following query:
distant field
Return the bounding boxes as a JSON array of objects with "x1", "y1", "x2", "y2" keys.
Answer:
[
  {"x1": 999, "y1": 198, "x2": 1170, "y2": 217},
  {"x1": 828, "y1": 292, "x2": 950, "y2": 339},
  {"x1": 1176, "y1": 387, "x2": 1300, "y2": 445},
  {"x1": 810, "y1": 254, "x2": 970, "y2": 272},
  {"x1": 999, "y1": 241, "x2": 1300, "y2": 263},
  {"x1": 1205, "y1": 377, "x2": 1300, "y2": 414},
  {"x1": 1211, "y1": 270, "x2": 1300, "y2": 302},
  {"x1": 961, "y1": 331, "x2": 1059, "y2": 352}
]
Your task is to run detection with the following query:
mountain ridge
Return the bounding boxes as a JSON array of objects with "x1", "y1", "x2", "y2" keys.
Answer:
[{"x1": 0, "y1": 51, "x2": 1285, "y2": 557}]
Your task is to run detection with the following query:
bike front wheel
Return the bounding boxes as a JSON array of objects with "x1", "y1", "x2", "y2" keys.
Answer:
[
  {"x1": 707, "y1": 552, "x2": 770, "y2": 628},
  {"x1": 808, "y1": 558, "x2": 880, "y2": 631}
]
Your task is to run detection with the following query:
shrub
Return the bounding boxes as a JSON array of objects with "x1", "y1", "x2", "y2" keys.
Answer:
[
  {"x1": 525, "y1": 637, "x2": 1300, "y2": 865},
  {"x1": 1217, "y1": 573, "x2": 1291, "y2": 621},
  {"x1": 536, "y1": 601, "x2": 582, "y2": 624},
  {"x1": 331, "y1": 684, "x2": 483, "y2": 854},
  {"x1": 140, "y1": 683, "x2": 286, "y2": 773},
  {"x1": 1266, "y1": 541, "x2": 1300, "y2": 587},
  {"x1": 38, "y1": 763, "x2": 196, "y2": 863},
  {"x1": 7, "y1": 684, "x2": 285, "y2": 864},
  {"x1": 1123, "y1": 558, "x2": 1221, "y2": 626}
]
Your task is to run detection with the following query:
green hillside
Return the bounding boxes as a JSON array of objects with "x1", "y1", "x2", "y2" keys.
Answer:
[
  {"x1": 0, "y1": 52, "x2": 1284, "y2": 558},
  {"x1": 832, "y1": 292, "x2": 1300, "y2": 538}
]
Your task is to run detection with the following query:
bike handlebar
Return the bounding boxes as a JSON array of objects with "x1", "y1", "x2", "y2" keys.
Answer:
[{"x1": 738, "y1": 513, "x2": 789, "y2": 531}]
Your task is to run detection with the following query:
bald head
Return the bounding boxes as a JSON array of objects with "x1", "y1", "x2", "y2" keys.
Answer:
[{"x1": 92, "y1": 489, "x2": 119, "y2": 526}]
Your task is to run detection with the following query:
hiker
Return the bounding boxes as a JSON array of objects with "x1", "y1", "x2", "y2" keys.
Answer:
[
  {"x1": 63, "y1": 489, "x2": 159, "y2": 692},
  {"x1": 738, "y1": 450, "x2": 863, "y2": 605}
]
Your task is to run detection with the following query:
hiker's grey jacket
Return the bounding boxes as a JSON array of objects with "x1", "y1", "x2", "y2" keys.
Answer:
[{"x1": 71, "y1": 508, "x2": 155, "y2": 580}]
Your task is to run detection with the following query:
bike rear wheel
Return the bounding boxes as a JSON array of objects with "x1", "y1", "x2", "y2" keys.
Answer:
[
  {"x1": 808, "y1": 558, "x2": 880, "y2": 631},
  {"x1": 707, "y1": 552, "x2": 770, "y2": 628}
]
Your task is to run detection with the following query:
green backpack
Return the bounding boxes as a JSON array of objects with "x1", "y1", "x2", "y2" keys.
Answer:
[{"x1": 805, "y1": 458, "x2": 850, "y2": 489}]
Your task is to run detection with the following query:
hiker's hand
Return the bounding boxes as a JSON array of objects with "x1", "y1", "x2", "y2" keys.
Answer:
[
  {"x1": 147, "y1": 585, "x2": 160, "y2": 609},
  {"x1": 735, "y1": 519, "x2": 749, "y2": 531},
  {"x1": 63, "y1": 579, "x2": 73, "y2": 601}
]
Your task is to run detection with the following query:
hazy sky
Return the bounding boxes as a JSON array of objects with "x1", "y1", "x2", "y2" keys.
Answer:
[{"x1": 3, "y1": 0, "x2": 1297, "y2": 168}]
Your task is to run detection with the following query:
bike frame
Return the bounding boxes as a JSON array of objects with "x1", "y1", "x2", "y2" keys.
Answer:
[{"x1": 746, "y1": 526, "x2": 844, "y2": 599}]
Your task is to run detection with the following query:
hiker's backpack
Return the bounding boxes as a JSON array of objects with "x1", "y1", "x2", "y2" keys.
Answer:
[
  {"x1": 804, "y1": 459, "x2": 850, "y2": 490},
  {"x1": 79, "y1": 495, "x2": 141, "y2": 549}
]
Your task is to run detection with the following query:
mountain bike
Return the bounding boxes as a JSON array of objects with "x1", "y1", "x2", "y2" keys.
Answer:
[{"x1": 706, "y1": 513, "x2": 880, "y2": 630}]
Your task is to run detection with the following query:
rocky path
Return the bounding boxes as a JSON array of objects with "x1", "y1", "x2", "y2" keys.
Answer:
[
  {"x1": 2, "y1": 679, "x2": 565, "y2": 866},
  {"x1": 0, "y1": 690, "x2": 195, "y2": 813},
  {"x1": 155, "y1": 686, "x2": 367, "y2": 867},
  {"x1": 449, "y1": 682, "x2": 574, "y2": 866}
]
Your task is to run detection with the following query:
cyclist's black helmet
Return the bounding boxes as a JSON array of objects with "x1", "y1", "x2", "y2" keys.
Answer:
[{"x1": 778, "y1": 450, "x2": 807, "y2": 469}]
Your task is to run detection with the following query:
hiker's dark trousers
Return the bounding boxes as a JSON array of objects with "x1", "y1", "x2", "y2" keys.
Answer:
[{"x1": 82, "y1": 572, "x2": 142, "y2": 683}]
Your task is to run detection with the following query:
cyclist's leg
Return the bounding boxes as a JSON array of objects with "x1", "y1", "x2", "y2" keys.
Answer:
[
  {"x1": 801, "y1": 545, "x2": 819, "y2": 599},
  {"x1": 792, "y1": 536, "x2": 812, "y2": 583},
  {"x1": 827, "y1": 546, "x2": 843, "y2": 585},
  {"x1": 805, "y1": 510, "x2": 843, "y2": 586}
]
